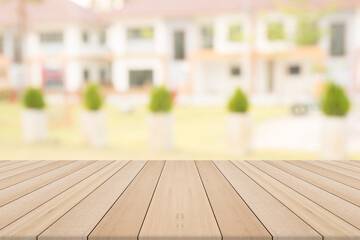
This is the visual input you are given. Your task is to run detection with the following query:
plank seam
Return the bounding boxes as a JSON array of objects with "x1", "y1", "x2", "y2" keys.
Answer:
[
  {"x1": 36, "y1": 161, "x2": 132, "y2": 240},
  {"x1": 212, "y1": 161, "x2": 273, "y2": 240},
  {"x1": 136, "y1": 160, "x2": 166, "y2": 240},
  {"x1": 194, "y1": 161, "x2": 223, "y2": 240},
  {"x1": 267, "y1": 161, "x2": 360, "y2": 208},
  {"x1": 319, "y1": 161, "x2": 360, "y2": 175},
  {"x1": 0, "y1": 161, "x2": 43, "y2": 175},
  {"x1": 230, "y1": 161, "x2": 324, "y2": 240},
  {"x1": 0, "y1": 161, "x2": 114, "y2": 231},
  {"x1": 0, "y1": 161, "x2": 96, "y2": 208},
  {"x1": 249, "y1": 161, "x2": 360, "y2": 231}
]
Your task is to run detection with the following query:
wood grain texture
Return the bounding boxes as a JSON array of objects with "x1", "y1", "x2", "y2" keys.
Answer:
[
  {"x1": 233, "y1": 161, "x2": 360, "y2": 239},
  {"x1": 39, "y1": 161, "x2": 146, "y2": 240},
  {"x1": 0, "y1": 161, "x2": 25, "y2": 169},
  {"x1": 0, "y1": 161, "x2": 129, "y2": 240},
  {"x1": 139, "y1": 161, "x2": 221, "y2": 240},
  {"x1": 309, "y1": 161, "x2": 360, "y2": 179},
  {"x1": 250, "y1": 161, "x2": 360, "y2": 229},
  {"x1": 0, "y1": 161, "x2": 51, "y2": 180},
  {"x1": 0, "y1": 161, "x2": 40, "y2": 175},
  {"x1": 268, "y1": 161, "x2": 360, "y2": 207},
  {"x1": 324, "y1": 161, "x2": 360, "y2": 173},
  {"x1": 0, "y1": 161, "x2": 112, "y2": 230},
  {"x1": 337, "y1": 161, "x2": 360, "y2": 168},
  {"x1": 289, "y1": 161, "x2": 360, "y2": 190},
  {"x1": 90, "y1": 161, "x2": 165, "y2": 240},
  {"x1": 0, "y1": 161, "x2": 74, "y2": 190},
  {"x1": 196, "y1": 161, "x2": 271, "y2": 240},
  {"x1": 0, "y1": 161, "x2": 93, "y2": 207},
  {"x1": 215, "y1": 161, "x2": 321, "y2": 240}
]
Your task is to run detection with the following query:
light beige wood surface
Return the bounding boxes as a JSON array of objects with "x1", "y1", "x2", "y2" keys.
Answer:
[
  {"x1": 0, "y1": 161, "x2": 93, "y2": 207},
  {"x1": 0, "y1": 161, "x2": 128, "y2": 240},
  {"x1": 39, "y1": 161, "x2": 146, "y2": 240},
  {"x1": 196, "y1": 161, "x2": 271, "y2": 240},
  {"x1": 309, "y1": 161, "x2": 360, "y2": 180},
  {"x1": 0, "y1": 161, "x2": 74, "y2": 190},
  {"x1": 90, "y1": 161, "x2": 165, "y2": 240},
  {"x1": 249, "y1": 161, "x2": 360, "y2": 229},
  {"x1": 0, "y1": 161, "x2": 359, "y2": 240},
  {"x1": 232, "y1": 161, "x2": 360, "y2": 239},
  {"x1": 0, "y1": 161, "x2": 112, "y2": 229},
  {"x1": 289, "y1": 161, "x2": 360, "y2": 190},
  {"x1": 268, "y1": 161, "x2": 360, "y2": 206},
  {"x1": 139, "y1": 161, "x2": 222, "y2": 240},
  {"x1": 215, "y1": 161, "x2": 321, "y2": 240},
  {"x1": 338, "y1": 161, "x2": 360, "y2": 168}
]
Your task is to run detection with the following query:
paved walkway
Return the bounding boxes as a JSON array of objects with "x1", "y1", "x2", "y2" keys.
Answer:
[{"x1": 254, "y1": 111, "x2": 360, "y2": 154}]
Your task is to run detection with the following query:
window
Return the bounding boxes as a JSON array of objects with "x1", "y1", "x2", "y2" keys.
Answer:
[
  {"x1": 174, "y1": 31, "x2": 185, "y2": 60},
  {"x1": 330, "y1": 23, "x2": 346, "y2": 57},
  {"x1": 0, "y1": 35, "x2": 3, "y2": 54},
  {"x1": 43, "y1": 67, "x2": 63, "y2": 91},
  {"x1": 83, "y1": 69, "x2": 89, "y2": 81},
  {"x1": 99, "y1": 31, "x2": 106, "y2": 45},
  {"x1": 129, "y1": 70, "x2": 153, "y2": 88},
  {"x1": 40, "y1": 32, "x2": 63, "y2": 44},
  {"x1": 230, "y1": 65, "x2": 241, "y2": 77},
  {"x1": 127, "y1": 28, "x2": 154, "y2": 40},
  {"x1": 201, "y1": 25, "x2": 214, "y2": 49},
  {"x1": 288, "y1": 65, "x2": 301, "y2": 75},
  {"x1": 228, "y1": 24, "x2": 244, "y2": 42},
  {"x1": 267, "y1": 23, "x2": 285, "y2": 42},
  {"x1": 83, "y1": 32, "x2": 89, "y2": 43}
]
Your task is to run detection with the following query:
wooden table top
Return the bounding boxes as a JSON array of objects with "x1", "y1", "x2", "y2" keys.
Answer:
[{"x1": 0, "y1": 160, "x2": 359, "y2": 240}]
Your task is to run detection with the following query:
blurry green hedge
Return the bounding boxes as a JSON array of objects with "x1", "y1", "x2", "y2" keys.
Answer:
[
  {"x1": 149, "y1": 86, "x2": 172, "y2": 113},
  {"x1": 228, "y1": 88, "x2": 249, "y2": 113},
  {"x1": 321, "y1": 82, "x2": 350, "y2": 117},
  {"x1": 83, "y1": 84, "x2": 104, "y2": 111},
  {"x1": 23, "y1": 88, "x2": 45, "y2": 110}
]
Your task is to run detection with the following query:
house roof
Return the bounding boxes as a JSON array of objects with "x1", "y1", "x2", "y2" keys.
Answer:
[
  {"x1": 108, "y1": 0, "x2": 360, "y2": 19},
  {"x1": 0, "y1": 0, "x2": 100, "y2": 27}
]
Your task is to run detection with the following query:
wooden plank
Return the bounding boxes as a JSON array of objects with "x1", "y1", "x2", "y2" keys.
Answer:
[
  {"x1": 232, "y1": 161, "x2": 360, "y2": 239},
  {"x1": 0, "y1": 161, "x2": 57, "y2": 180},
  {"x1": 336, "y1": 161, "x2": 360, "y2": 169},
  {"x1": 249, "y1": 161, "x2": 360, "y2": 229},
  {"x1": 196, "y1": 161, "x2": 271, "y2": 240},
  {"x1": 0, "y1": 161, "x2": 24, "y2": 169},
  {"x1": 289, "y1": 161, "x2": 360, "y2": 190},
  {"x1": 0, "y1": 161, "x2": 129, "y2": 240},
  {"x1": 139, "y1": 161, "x2": 221, "y2": 240},
  {"x1": 0, "y1": 161, "x2": 75, "y2": 191},
  {"x1": 0, "y1": 161, "x2": 39, "y2": 174},
  {"x1": 308, "y1": 161, "x2": 360, "y2": 180},
  {"x1": 325, "y1": 161, "x2": 360, "y2": 173},
  {"x1": 39, "y1": 161, "x2": 147, "y2": 240},
  {"x1": 0, "y1": 161, "x2": 94, "y2": 207},
  {"x1": 215, "y1": 161, "x2": 321, "y2": 240},
  {"x1": 0, "y1": 161, "x2": 112, "y2": 230},
  {"x1": 90, "y1": 161, "x2": 164, "y2": 240},
  {"x1": 268, "y1": 161, "x2": 360, "y2": 207}
]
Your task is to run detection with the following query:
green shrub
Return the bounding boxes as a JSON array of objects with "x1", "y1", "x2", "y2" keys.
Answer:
[
  {"x1": 227, "y1": 88, "x2": 249, "y2": 113},
  {"x1": 321, "y1": 82, "x2": 350, "y2": 117},
  {"x1": 149, "y1": 86, "x2": 172, "y2": 113},
  {"x1": 83, "y1": 84, "x2": 103, "y2": 111},
  {"x1": 23, "y1": 88, "x2": 45, "y2": 109}
]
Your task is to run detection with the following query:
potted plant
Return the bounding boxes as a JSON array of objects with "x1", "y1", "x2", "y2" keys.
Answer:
[
  {"x1": 227, "y1": 88, "x2": 251, "y2": 155},
  {"x1": 21, "y1": 88, "x2": 47, "y2": 143},
  {"x1": 320, "y1": 82, "x2": 351, "y2": 160},
  {"x1": 148, "y1": 86, "x2": 173, "y2": 151},
  {"x1": 82, "y1": 83, "x2": 106, "y2": 147}
]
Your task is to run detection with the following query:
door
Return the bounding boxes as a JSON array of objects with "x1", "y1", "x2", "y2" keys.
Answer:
[
  {"x1": 267, "y1": 60, "x2": 275, "y2": 93},
  {"x1": 173, "y1": 30, "x2": 185, "y2": 60}
]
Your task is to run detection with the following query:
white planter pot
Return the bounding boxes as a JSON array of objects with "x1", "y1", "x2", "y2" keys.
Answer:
[
  {"x1": 227, "y1": 113, "x2": 251, "y2": 155},
  {"x1": 81, "y1": 111, "x2": 106, "y2": 147},
  {"x1": 21, "y1": 109, "x2": 47, "y2": 143},
  {"x1": 321, "y1": 116, "x2": 347, "y2": 160},
  {"x1": 148, "y1": 113, "x2": 173, "y2": 151}
]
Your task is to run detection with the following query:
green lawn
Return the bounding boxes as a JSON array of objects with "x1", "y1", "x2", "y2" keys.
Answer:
[{"x1": 0, "y1": 101, "x2": 357, "y2": 160}]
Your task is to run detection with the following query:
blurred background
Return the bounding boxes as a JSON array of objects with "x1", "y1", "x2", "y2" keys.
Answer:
[{"x1": 0, "y1": 0, "x2": 359, "y2": 160}]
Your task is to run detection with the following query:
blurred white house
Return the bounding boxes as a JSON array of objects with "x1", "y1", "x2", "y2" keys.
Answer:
[{"x1": 0, "y1": 0, "x2": 359, "y2": 104}]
